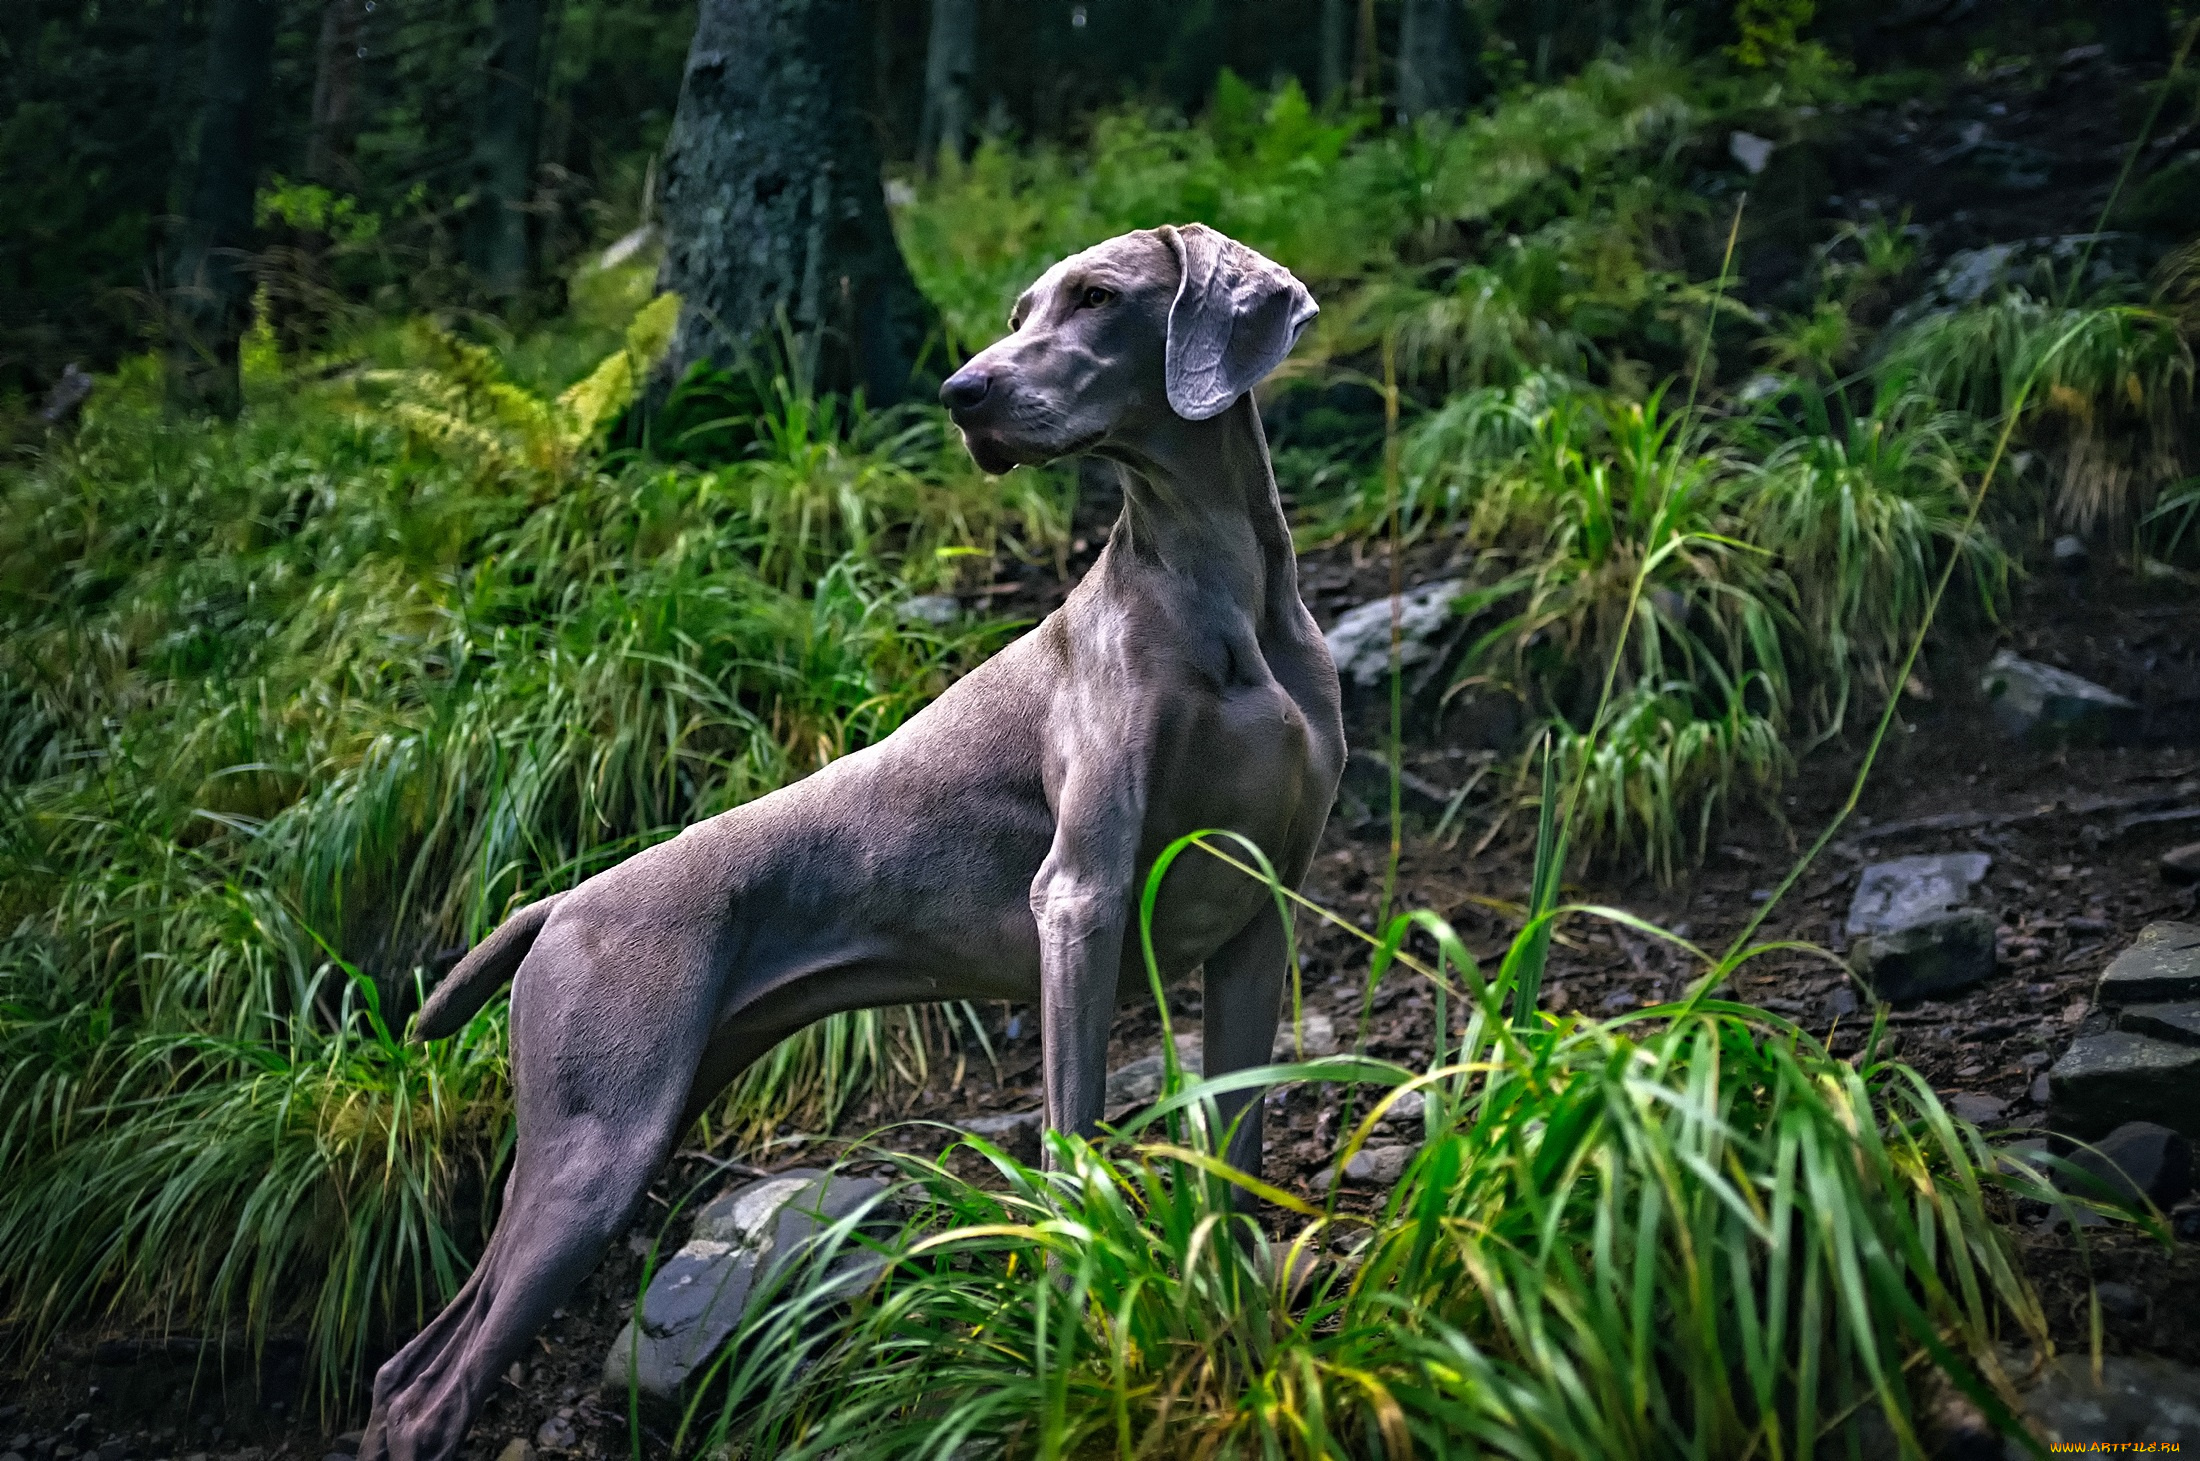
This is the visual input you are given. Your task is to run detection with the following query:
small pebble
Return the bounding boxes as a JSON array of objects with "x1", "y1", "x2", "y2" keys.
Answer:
[{"x1": 2093, "y1": 1280, "x2": 2146, "y2": 1320}]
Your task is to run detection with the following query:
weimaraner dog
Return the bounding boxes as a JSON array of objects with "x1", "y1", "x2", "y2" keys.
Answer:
[{"x1": 360, "y1": 223, "x2": 1346, "y2": 1459}]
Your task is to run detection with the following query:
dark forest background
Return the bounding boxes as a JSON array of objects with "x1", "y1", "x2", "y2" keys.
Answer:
[{"x1": 3, "y1": 0, "x2": 2179, "y2": 406}]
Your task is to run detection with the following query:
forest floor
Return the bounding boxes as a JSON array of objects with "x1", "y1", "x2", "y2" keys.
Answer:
[
  {"x1": 5, "y1": 41, "x2": 2200, "y2": 1461},
  {"x1": 4, "y1": 520, "x2": 2194, "y2": 1461}
]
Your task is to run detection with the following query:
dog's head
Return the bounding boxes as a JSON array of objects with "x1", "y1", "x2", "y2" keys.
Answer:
[{"x1": 940, "y1": 224, "x2": 1317, "y2": 474}]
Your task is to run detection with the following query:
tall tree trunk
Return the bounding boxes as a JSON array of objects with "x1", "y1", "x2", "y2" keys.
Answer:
[
  {"x1": 466, "y1": 0, "x2": 546, "y2": 297},
  {"x1": 306, "y1": 0, "x2": 364, "y2": 185},
  {"x1": 655, "y1": 0, "x2": 935, "y2": 406},
  {"x1": 1398, "y1": 0, "x2": 1478, "y2": 120},
  {"x1": 918, "y1": 0, "x2": 977, "y2": 165},
  {"x1": 166, "y1": 0, "x2": 277, "y2": 417},
  {"x1": 1319, "y1": 0, "x2": 1349, "y2": 104},
  {"x1": 1354, "y1": 0, "x2": 1378, "y2": 100},
  {"x1": 2103, "y1": 1, "x2": 2170, "y2": 62}
]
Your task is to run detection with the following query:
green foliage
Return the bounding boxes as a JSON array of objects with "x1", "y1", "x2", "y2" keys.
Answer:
[
  {"x1": 1741, "y1": 377, "x2": 2006, "y2": 727},
  {"x1": 676, "y1": 854, "x2": 2050, "y2": 1460},
  {"x1": 0, "y1": 306, "x2": 1067, "y2": 1400},
  {"x1": 1729, "y1": 0, "x2": 1819, "y2": 70},
  {"x1": 349, "y1": 293, "x2": 680, "y2": 479},
  {"x1": 1877, "y1": 289, "x2": 2195, "y2": 533},
  {"x1": 256, "y1": 178, "x2": 389, "y2": 247},
  {"x1": 894, "y1": 58, "x2": 1698, "y2": 368}
]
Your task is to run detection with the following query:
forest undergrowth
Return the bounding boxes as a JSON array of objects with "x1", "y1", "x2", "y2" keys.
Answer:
[{"x1": 3, "y1": 46, "x2": 2198, "y2": 1436}]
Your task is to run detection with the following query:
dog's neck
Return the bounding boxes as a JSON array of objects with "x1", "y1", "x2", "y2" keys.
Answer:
[{"x1": 1093, "y1": 394, "x2": 1300, "y2": 620}]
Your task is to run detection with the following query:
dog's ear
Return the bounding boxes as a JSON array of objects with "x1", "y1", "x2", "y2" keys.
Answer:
[{"x1": 1159, "y1": 223, "x2": 1319, "y2": 422}]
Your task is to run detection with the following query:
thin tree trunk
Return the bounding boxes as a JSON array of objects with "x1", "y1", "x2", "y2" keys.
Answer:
[
  {"x1": 466, "y1": 0, "x2": 546, "y2": 296},
  {"x1": 1319, "y1": 0, "x2": 1349, "y2": 104},
  {"x1": 166, "y1": 0, "x2": 277, "y2": 417},
  {"x1": 655, "y1": 0, "x2": 935, "y2": 406},
  {"x1": 918, "y1": 0, "x2": 976, "y2": 165},
  {"x1": 306, "y1": 0, "x2": 364, "y2": 185},
  {"x1": 1398, "y1": 0, "x2": 1476, "y2": 120},
  {"x1": 1354, "y1": 0, "x2": 1378, "y2": 101}
]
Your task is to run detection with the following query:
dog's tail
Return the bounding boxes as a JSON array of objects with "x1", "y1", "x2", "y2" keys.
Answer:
[{"x1": 412, "y1": 892, "x2": 567, "y2": 1041}]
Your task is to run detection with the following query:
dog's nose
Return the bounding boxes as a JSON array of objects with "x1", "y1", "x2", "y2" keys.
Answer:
[{"x1": 939, "y1": 368, "x2": 991, "y2": 412}]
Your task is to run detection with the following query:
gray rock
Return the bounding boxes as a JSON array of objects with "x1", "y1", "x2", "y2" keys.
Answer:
[
  {"x1": 1272, "y1": 1009, "x2": 1338, "y2": 1060},
  {"x1": 897, "y1": 594, "x2": 961, "y2": 628},
  {"x1": 2091, "y1": 1280, "x2": 2146, "y2": 1320},
  {"x1": 1104, "y1": 1035, "x2": 1204, "y2": 1113},
  {"x1": 602, "y1": 1169, "x2": 890, "y2": 1400},
  {"x1": 2097, "y1": 922, "x2": 2200, "y2": 1006},
  {"x1": 1322, "y1": 580, "x2": 1464, "y2": 689},
  {"x1": 2119, "y1": 1001, "x2": 2200, "y2": 1046},
  {"x1": 1728, "y1": 130, "x2": 1774, "y2": 174},
  {"x1": 958, "y1": 1109, "x2": 1044, "y2": 1163},
  {"x1": 1899, "y1": 234, "x2": 2140, "y2": 322},
  {"x1": 2008, "y1": 1353, "x2": 2200, "y2": 1453},
  {"x1": 2048, "y1": 1032, "x2": 2200, "y2": 1140},
  {"x1": 1947, "y1": 1092, "x2": 2009, "y2": 1125},
  {"x1": 494, "y1": 1441, "x2": 535, "y2": 1461},
  {"x1": 2051, "y1": 534, "x2": 2089, "y2": 570},
  {"x1": 1312, "y1": 1142, "x2": 1419, "y2": 1192},
  {"x1": 2060, "y1": 1121, "x2": 2194, "y2": 1209},
  {"x1": 2164, "y1": 841, "x2": 2200, "y2": 886},
  {"x1": 1980, "y1": 649, "x2": 2140, "y2": 744},
  {"x1": 1849, "y1": 909, "x2": 1999, "y2": 1002},
  {"x1": 1845, "y1": 853, "x2": 1992, "y2": 938},
  {"x1": 532, "y1": 1417, "x2": 574, "y2": 1453}
]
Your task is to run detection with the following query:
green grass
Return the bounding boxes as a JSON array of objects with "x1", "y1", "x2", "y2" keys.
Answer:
[
  {"x1": 0, "y1": 323, "x2": 1066, "y2": 1403},
  {"x1": 669, "y1": 857, "x2": 2056, "y2": 1461}
]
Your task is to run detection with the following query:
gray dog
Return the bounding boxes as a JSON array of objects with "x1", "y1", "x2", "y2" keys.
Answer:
[{"x1": 360, "y1": 223, "x2": 1346, "y2": 1459}]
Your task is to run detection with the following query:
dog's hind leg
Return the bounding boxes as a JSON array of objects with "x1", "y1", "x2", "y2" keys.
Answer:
[
  {"x1": 362, "y1": 914, "x2": 720, "y2": 1461},
  {"x1": 1200, "y1": 901, "x2": 1290, "y2": 1183}
]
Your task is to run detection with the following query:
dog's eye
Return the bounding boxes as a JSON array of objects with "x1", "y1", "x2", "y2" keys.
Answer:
[{"x1": 1079, "y1": 285, "x2": 1115, "y2": 309}]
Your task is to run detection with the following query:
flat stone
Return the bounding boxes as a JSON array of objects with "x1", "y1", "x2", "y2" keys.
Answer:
[
  {"x1": 2118, "y1": 1001, "x2": 2200, "y2": 1046},
  {"x1": 1980, "y1": 648, "x2": 2140, "y2": 744},
  {"x1": 2165, "y1": 841, "x2": 2200, "y2": 885},
  {"x1": 2096, "y1": 922, "x2": 2200, "y2": 1006},
  {"x1": 1323, "y1": 579, "x2": 1464, "y2": 688},
  {"x1": 532, "y1": 1417, "x2": 574, "y2": 1453},
  {"x1": 1271, "y1": 1008, "x2": 1338, "y2": 1060},
  {"x1": 2059, "y1": 1121, "x2": 2193, "y2": 1209},
  {"x1": 957, "y1": 1109, "x2": 1044, "y2": 1164},
  {"x1": 2048, "y1": 1032, "x2": 2200, "y2": 1140},
  {"x1": 1728, "y1": 130, "x2": 1774, "y2": 174},
  {"x1": 1845, "y1": 853, "x2": 1992, "y2": 938},
  {"x1": 1104, "y1": 1035, "x2": 1204, "y2": 1113},
  {"x1": 2011, "y1": 1353, "x2": 2200, "y2": 1451},
  {"x1": 2092, "y1": 1280, "x2": 2146, "y2": 1319},
  {"x1": 602, "y1": 1169, "x2": 890, "y2": 1400},
  {"x1": 1849, "y1": 908, "x2": 1998, "y2": 1002},
  {"x1": 897, "y1": 594, "x2": 960, "y2": 627},
  {"x1": 1947, "y1": 1092, "x2": 2009, "y2": 1125},
  {"x1": 1310, "y1": 1142, "x2": 1418, "y2": 1191}
]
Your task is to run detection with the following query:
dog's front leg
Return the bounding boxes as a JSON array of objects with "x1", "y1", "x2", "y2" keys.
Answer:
[{"x1": 1029, "y1": 772, "x2": 1143, "y2": 1162}]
